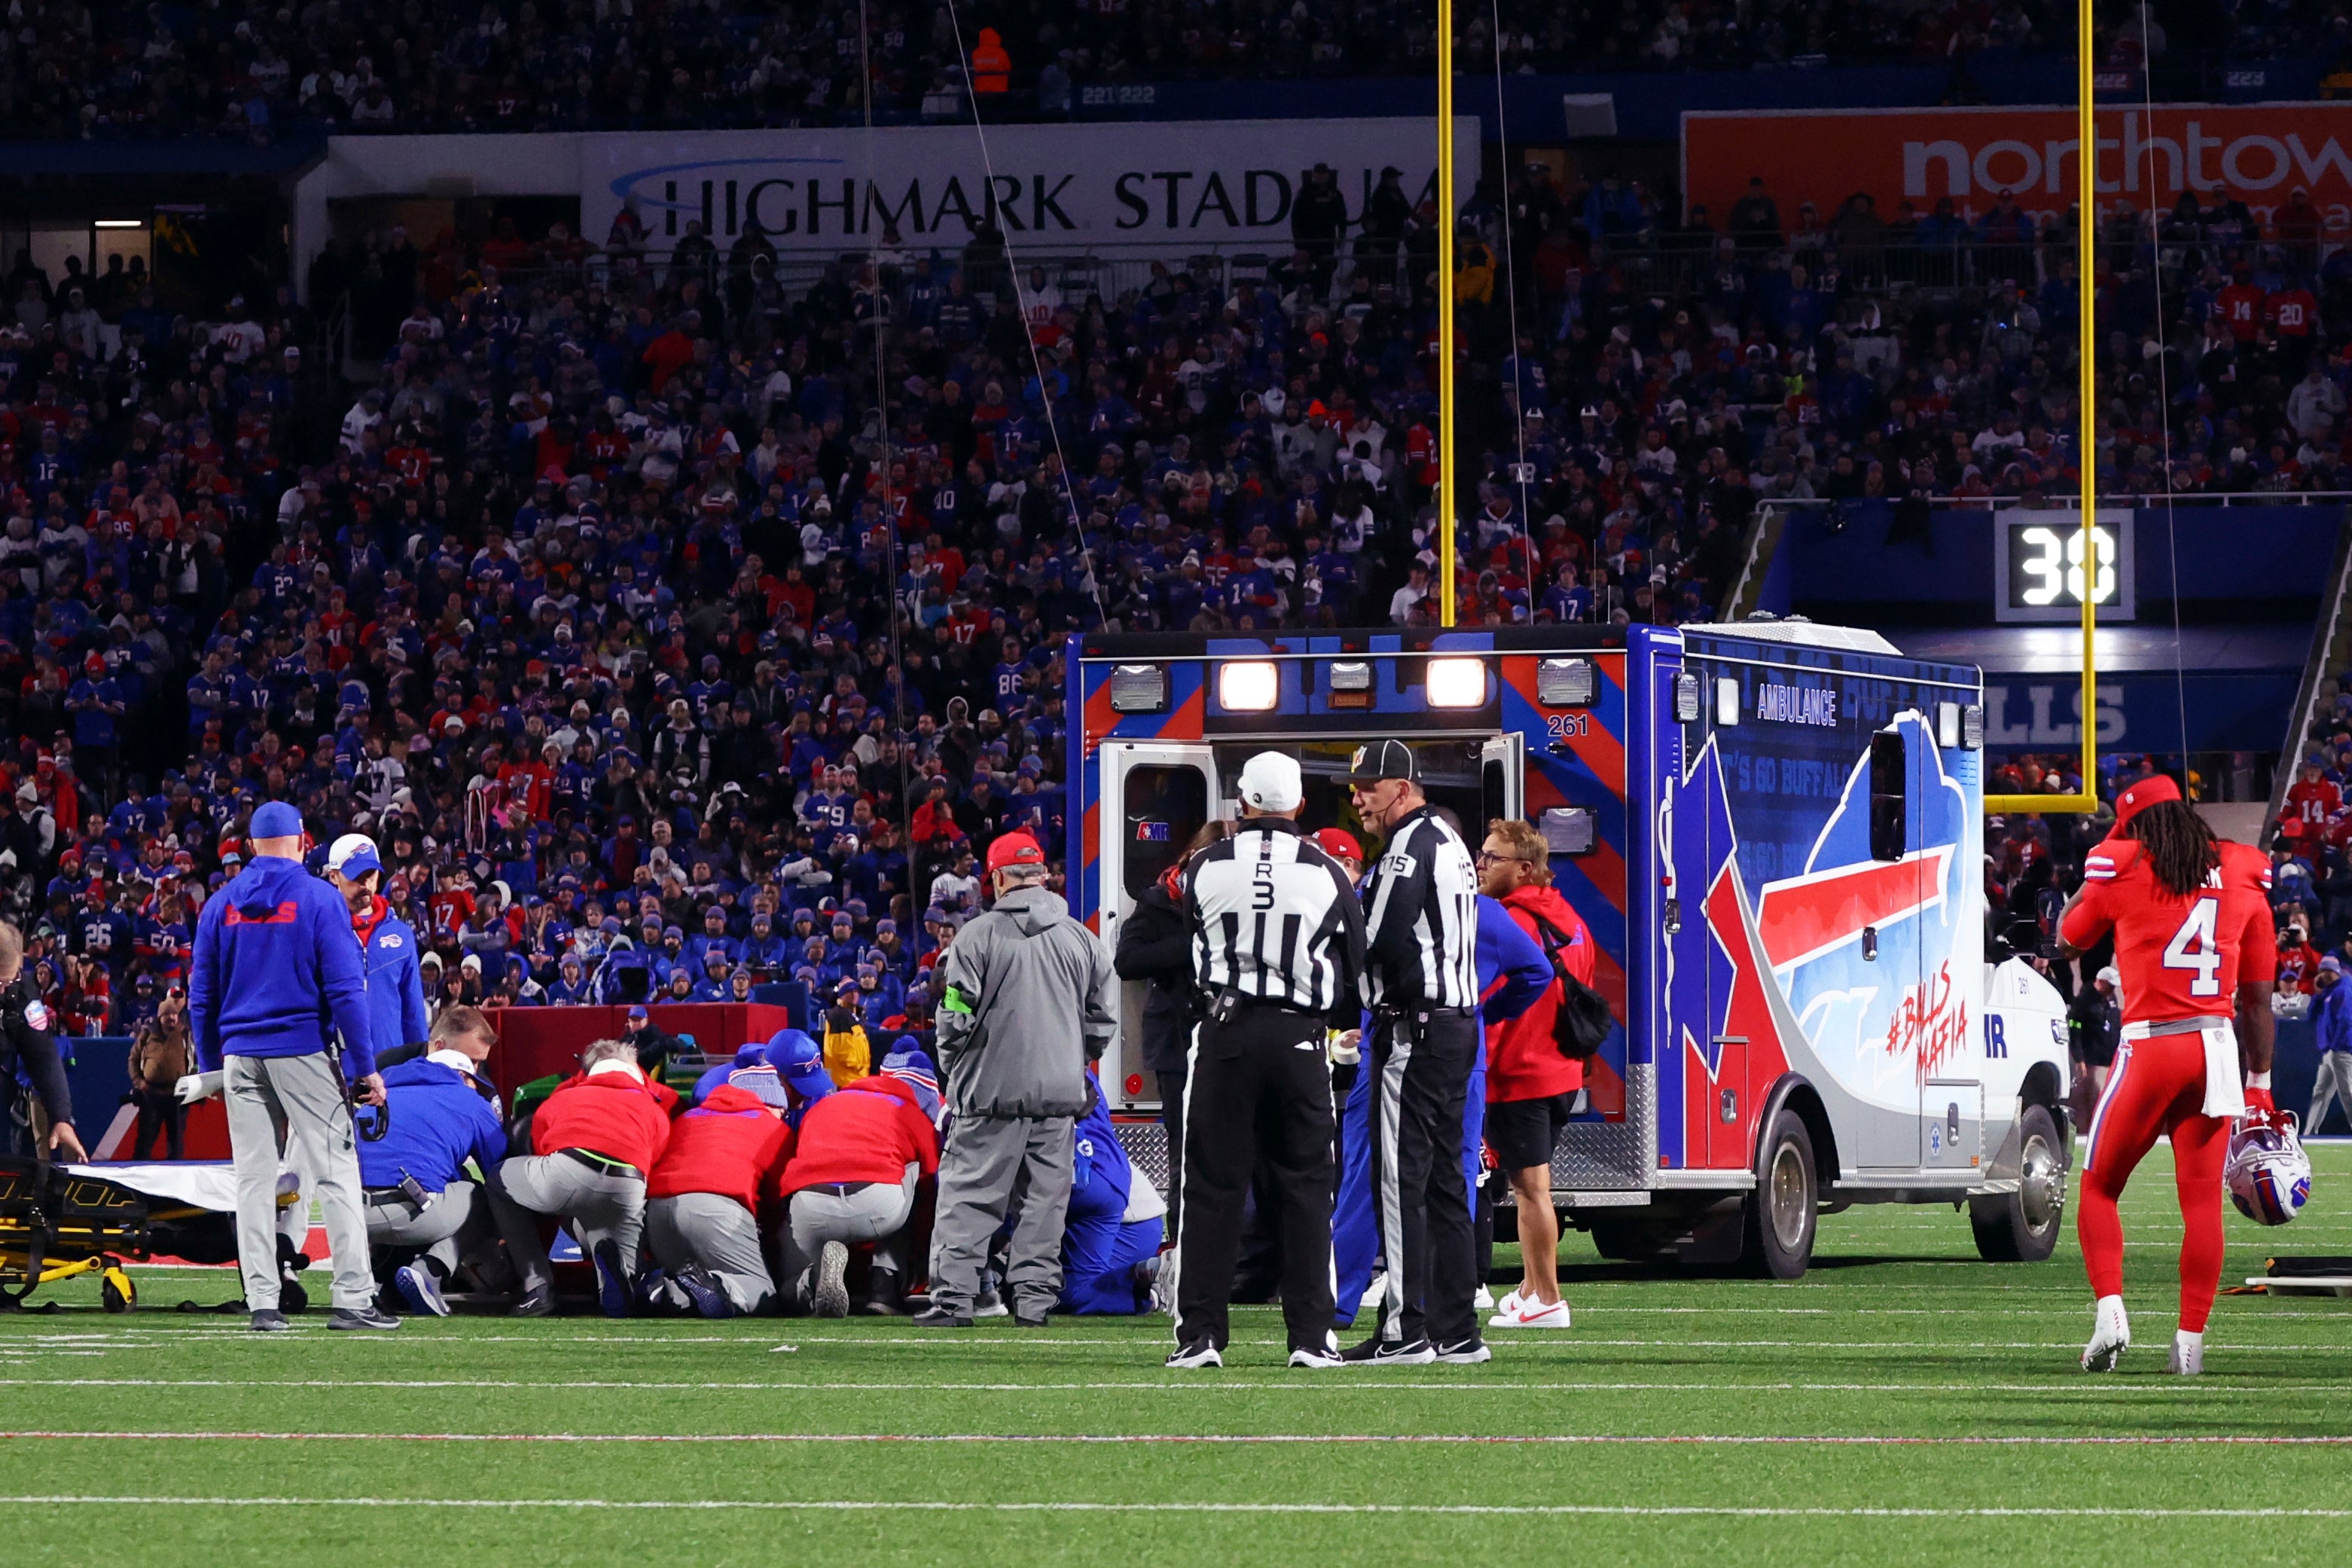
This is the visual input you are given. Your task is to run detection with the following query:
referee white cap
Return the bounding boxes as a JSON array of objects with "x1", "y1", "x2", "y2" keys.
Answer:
[{"x1": 1238, "y1": 751, "x2": 1303, "y2": 814}]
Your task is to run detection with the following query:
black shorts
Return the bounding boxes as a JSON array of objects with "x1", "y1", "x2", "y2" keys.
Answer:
[{"x1": 1484, "y1": 1092, "x2": 1573, "y2": 1173}]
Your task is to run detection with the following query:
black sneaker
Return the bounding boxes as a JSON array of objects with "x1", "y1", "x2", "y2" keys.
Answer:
[
  {"x1": 1166, "y1": 1339, "x2": 1223, "y2": 1369},
  {"x1": 249, "y1": 1309, "x2": 289, "y2": 1332},
  {"x1": 1433, "y1": 1337, "x2": 1492, "y2": 1365},
  {"x1": 328, "y1": 1306, "x2": 401, "y2": 1332},
  {"x1": 810, "y1": 1240, "x2": 851, "y2": 1318},
  {"x1": 1340, "y1": 1334, "x2": 1436, "y2": 1365},
  {"x1": 1011, "y1": 1301, "x2": 1051, "y2": 1328},
  {"x1": 510, "y1": 1288, "x2": 554, "y2": 1318},
  {"x1": 911, "y1": 1304, "x2": 974, "y2": 1328},
  {"x1": 860, "y1": 1270, "x2": 904, "y2": 1316}
]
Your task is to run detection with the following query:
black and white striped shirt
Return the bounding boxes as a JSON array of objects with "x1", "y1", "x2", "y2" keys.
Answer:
[
  {"x1": 1185, "y1": 817, "x2": 1367, "y2": 1023},
  {"x1": 1358, "y1": 805, "x2": 1479, "y2": 1011}
]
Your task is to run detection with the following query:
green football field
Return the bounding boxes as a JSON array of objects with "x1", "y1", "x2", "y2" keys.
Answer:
[{"x1": 4, "y1": 1143, "x2": 2350, "y2": 1568}]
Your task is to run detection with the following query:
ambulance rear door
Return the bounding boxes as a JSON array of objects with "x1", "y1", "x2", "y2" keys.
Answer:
[{"x1": 1097, "y1": 741, "x2": 1223, "y2": 1110}]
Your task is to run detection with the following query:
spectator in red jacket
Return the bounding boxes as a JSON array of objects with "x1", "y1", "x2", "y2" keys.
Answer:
[
  {"x1": 1475, "y1": 817, "x2": 1596, "y2": 1332},
  {"x1": 775, "y1": 1069, "x2": 940, "y2": 1316},
  {"x1": 641, "y1": 1081, "x2": 793, "y2": 1319},
  {"x1": 485, "y1": 1037, "x2": 672, "y2": 1318}
]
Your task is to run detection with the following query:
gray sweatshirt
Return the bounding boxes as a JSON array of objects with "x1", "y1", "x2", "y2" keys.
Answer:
[{"x1": 935, "y1": 885, "x2": 1116, "y2": 1118}]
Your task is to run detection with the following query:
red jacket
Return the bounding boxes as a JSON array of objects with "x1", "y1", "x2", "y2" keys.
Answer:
[
  {"x1": 647, "y1": 1084, "x2": 793, "y2": 1214},
  {"x1": 532, "y1": 1069, "x2": 673, "y2": 1172},
  {"x1": 1485, "y1": 883, "x2": 1596, "y2": 1103},
  {"x1": 779, "y1": 1077, "x2": 940, "y2": 1194}
]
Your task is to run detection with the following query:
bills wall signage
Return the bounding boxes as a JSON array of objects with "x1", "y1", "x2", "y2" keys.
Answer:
[
  {"x1": 1683, "y1": 102, "x2": 2352, "y2": 230},
  {"x1": 581, "y1": 118, "x2": 1477, "y2": 255}
]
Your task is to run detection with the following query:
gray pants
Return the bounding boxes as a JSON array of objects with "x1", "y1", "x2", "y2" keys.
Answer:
[
  {"x1": 2310, "y1": 1052, "x2": 2352, "y2": 1135},
  {"x1": 365, "y1": 1179, "x2": 490, "y2": 1278},
  {"x1": 647, "y1": 1192, "x2": 774, "y2": 1313},
  {"x1": 929, "y1": 1115, "x2": 1072, "y2": 1313},
  {"x1": 486, "y1": 1152, "x2": 645, "y2": 1295},
  {"x1": 780, "y1": 1167, "x2": 920, "y2": 1299},
  {"x1": 224, "y1": 1052, "x2": 373, "y2": 1311}
]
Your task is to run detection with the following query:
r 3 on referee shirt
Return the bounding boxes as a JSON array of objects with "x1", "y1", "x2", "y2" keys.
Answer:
[{"x1": 1171, "y1": 755, "x2": 1367, "y2": 1365}]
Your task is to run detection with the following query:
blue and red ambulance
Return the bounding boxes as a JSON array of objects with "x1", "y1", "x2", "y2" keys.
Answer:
[{"x1": 1066, "y1": 618, "x2": 2073, "y2": 1277}]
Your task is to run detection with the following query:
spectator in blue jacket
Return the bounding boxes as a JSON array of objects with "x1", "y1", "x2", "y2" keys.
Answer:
[
  {"x1": 187, "y1": 799, "x2": 391, "y2": 1333},
  {"x1": 2309, "y1": 956, "x2": 2352, "y2": 1135},
  {"x1": 361, "y1": 1005, "x2": 508, "y2": 1317},
  {"x1": 327, "y1": 833, "x2": 430, "y2": 1074}
]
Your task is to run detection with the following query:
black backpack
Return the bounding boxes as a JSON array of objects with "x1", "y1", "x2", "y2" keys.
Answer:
[{"x1": 1525, "y1": 909, "x2": 1615, "y2": 1063}]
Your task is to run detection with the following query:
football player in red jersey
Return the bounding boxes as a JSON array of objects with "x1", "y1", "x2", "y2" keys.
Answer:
[{"x1": 2058, "y1": 775, "x2": 2277, "y2": 1376}]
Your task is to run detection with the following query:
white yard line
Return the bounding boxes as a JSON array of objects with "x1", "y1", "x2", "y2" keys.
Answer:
[
  {"x1": 0, "y1": 1494, "x2": 2346, "y2": 1519},
  {"x1": 0, "y1": 1377, "x2": 2344, "y2": 1395},
  {"x1": 4, "y1": 1429, "x2": 2349, "y2": 1448}
]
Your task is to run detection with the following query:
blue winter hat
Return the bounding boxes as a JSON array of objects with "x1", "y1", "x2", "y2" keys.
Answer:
[{"x1": 251, "y1": 801, "x2": 303, "y2": 838}]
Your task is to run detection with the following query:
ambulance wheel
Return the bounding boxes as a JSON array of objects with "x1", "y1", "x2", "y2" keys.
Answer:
[
  {"x1": 100, "y1": 1266, "x2": 136, "y2": 1314},
  {"x1": 1971, "y1": 1105, "x2": 2065, "y2": 1264},
  {"x1": 1585, "y1": 1218, "x2": 1645, "y2": 1261},
  {"x1": 1742, "y1": 1109, "x2": 1817, "y2": 1280}
]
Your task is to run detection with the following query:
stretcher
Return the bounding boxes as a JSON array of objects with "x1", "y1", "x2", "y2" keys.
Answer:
[{"x1": 0, "y1": 1158, "x2": 300, "y2": 1311}]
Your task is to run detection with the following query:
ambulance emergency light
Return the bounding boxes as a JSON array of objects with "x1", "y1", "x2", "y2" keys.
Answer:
[
  {"x1": 1217, "y1": 660, "x2": 1280, "y2": 712},
  {"x1": 1107, "y1": 664, "x2": 1167, "y2": 714},
  {"x1": 1536, "y1": 657, "x2": 1597, "y2": 706},
  {"x1": 1425, "y1": 657, "x2": 1485, "y2": 709}
]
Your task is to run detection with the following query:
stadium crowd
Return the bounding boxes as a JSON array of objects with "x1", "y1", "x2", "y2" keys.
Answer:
[
  {"x1": 0, "y1": 0, "x2": 2131, "y2": 141},
  {"x1": 1, "y1": 66, "x2": 2349, "y2": 1047}
]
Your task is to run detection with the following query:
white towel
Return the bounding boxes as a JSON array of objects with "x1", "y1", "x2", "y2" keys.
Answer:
[{"x1": 2199, "y1": 1023, "x2": 2247, "y2": 1120}]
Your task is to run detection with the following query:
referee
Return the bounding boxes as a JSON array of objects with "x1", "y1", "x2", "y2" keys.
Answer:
[
  {"x1": 1343, "y1": 738, "x2": 1485, "y2": 1365},
  {"x1": 1167, "y1": 751, "x2": 1365, "y2": 1371}
]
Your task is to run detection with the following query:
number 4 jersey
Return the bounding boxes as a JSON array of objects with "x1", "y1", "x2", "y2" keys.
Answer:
[{"x1": 2061, "y1": 838, "x2": 2277, "y2": 1025}]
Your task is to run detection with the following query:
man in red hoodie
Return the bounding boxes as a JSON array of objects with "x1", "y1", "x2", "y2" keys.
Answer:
[
  {"x1": 776, "y1": 1066, "x2": 940, "y2": 1316},
  {"x1": 1476, "y1": 817, "x2": 1593, "y2": 1332},
  {"x1": 485, "y1": 1037, "x2": 672, "y2": 1317},
  {"x1": 641, "y1": 1079, "x2": 792, "y2": 1319}
]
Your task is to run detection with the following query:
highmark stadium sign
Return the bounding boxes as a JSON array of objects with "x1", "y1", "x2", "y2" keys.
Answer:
[{"x1": 578, "y1": 119, "x2": 1479, "y2": 255}]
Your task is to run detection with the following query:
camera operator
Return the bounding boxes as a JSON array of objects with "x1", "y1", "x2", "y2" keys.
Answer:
[{"x1": 0, "y1": 920, "x2": 84, "y2": 1163}]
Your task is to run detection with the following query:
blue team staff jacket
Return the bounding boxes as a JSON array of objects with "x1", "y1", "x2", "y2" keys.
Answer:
[
  {"x1": 358, "y1": 907, "x2": 432, "y2": 1066},
  {"x1": 355, "y1": 1057, "x2": 508, "y2": 1192},
  {"x1": 190, "y1": 854, "x2": 379, "y2": 1077}
]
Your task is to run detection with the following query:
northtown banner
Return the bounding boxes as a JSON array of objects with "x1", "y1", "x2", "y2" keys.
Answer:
[{"x1": 1682, "y1": 102, "x2": 2352, "y2": 227}]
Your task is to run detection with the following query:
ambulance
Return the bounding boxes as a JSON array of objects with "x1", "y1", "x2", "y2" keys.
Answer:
[{"x1": 1066, "y1": 619, "x2": 2074, "y2": 1278}]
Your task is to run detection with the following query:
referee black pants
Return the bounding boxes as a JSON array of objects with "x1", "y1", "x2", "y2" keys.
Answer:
[
  {"x1": 1368, "y1": 1008, "x2": 1478, "y2": 1347},
  {"x1": 1174, "y1": 1013, "x2": 1336, "y2": 1353}
]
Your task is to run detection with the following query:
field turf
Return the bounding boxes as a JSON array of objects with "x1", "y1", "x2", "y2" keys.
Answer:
[{"x1": 3, "y1": 1142, "x2": 2350, "y2": 1566}]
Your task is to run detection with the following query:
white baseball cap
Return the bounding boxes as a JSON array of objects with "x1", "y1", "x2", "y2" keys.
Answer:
[
  {"x1": 326, "y1": 833, "x2": 381, "y2": 879},
  {"x1": 1238, "y1": 752, "x2": 1303, "y2": 815}
]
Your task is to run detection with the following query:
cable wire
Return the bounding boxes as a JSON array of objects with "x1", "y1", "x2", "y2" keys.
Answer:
[{"x1": 1488, "y1": 0, "x2": 1540, "y2": 621}]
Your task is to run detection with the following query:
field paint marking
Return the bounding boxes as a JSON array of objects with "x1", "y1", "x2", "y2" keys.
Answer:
[
  {"x1": 8, "y1": 1429, "x2": 2352, "y2": 1448},
  {"x1": 1, "y1": 1495, "x2": 2350, "y2": 1520},
  {"x1": 2, "y1": 1377, "x2": 2349, "y2": 1396},
  {"x1": 14, "y1": 1331, "x2": 2344, "y2": 1353}
]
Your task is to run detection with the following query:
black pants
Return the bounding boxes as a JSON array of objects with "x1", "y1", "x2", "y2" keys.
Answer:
[
  {"x1": 1368, "y1": 1008, "x2": 1478, "y2": 1347},
  {"x1": 132, "y1": 1090, "x2": 187, "y2": 1161},
  {"x1": 1156, "y1": 1069, "x2": 1188, "y2": 1242},
  {"x1": 1174, "y1": 1013, "x2": 1335, "y2": 1353}
]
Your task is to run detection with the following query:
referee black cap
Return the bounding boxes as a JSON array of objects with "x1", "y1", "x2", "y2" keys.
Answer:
[{"x1": 1343, "y1": 737, "x2": 1415, "y2": 784}]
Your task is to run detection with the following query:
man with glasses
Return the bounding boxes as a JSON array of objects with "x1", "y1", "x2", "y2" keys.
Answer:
[{"x1": 1341, "y1": 739, "x2": 1485, "y2": 1365}]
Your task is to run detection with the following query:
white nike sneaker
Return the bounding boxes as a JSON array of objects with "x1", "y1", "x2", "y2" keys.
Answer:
[
  {"x1": 1490, "y1": 1296, "x2": 1573, "y2": 1330},
  {"x1": 1472, "y1": 1284, "x2": 1495, "y2": 1313},
  {"x1": 2168, "y1": 1330, "x2": 2204, "y2": 1377},
  {"x1": 2082, "y1": 1294, "x2": 2131, "y2": 1372},
  {"x1": 1493, "y1": 1286, "x2": 1525, "y2": 1318}
]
